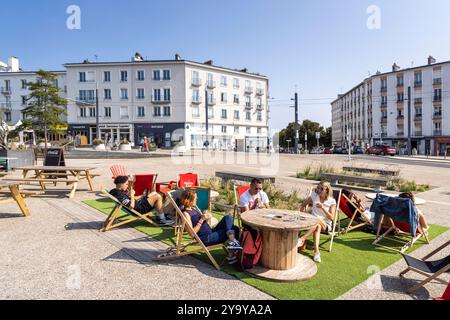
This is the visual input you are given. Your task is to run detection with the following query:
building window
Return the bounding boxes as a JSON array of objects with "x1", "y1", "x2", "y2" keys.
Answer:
[
  {"x1": 79, "y1": 90, "x2": 95, "y2": 102},
  {"x1": 246, "y1": 127, "x2": 251, "y2": 134},
  {"x1": 5, "y1": 112, "x2": 11, "y2": 122},
  {"x1": 163, "y1": 70, "x2": 171, "y2": 80},
  {"x1": 153, "y1": 89, "x2": 161, "y2": 101},
  {"x1": 397, "y1": 93, "x2": 404, "y2": 102},
  {"x1": 434, "y1": 106, "x2": 442, "y2": 116},
  {"x1": 434, "y1": 88, "x2": 442, "y2": 101},
  {"x1": 221, "y1": 76, "x2": 227, "y2": 87},
  {"x1": 415, "y1": 106, "x2": 422, "y2": 116},
  {"x1": 397, "y1": 76, "x2": 404, "y2": 86},
  {"x1": 163, "y1": 88, "x2": 171, "y2": 101},
  {"x1": 137, "y1": 70, "x2": 145, "y2": 81},
  {"x1": 153, "y1": 106, "x2": 161, "y2": 117},
  {"x1": 234, "y1": 126, "x2": 239, "y2": 134},
  {"x1": 221, "y1": 93, "x2": 227, "y2": 103},
  {"x1": 120, "y1": 71, "x2": 128, "y2": 82},
  {"x1": 246, "y1": 111, "x2": 251, "y2": 121},
  {"x1": 257, "y1": 111, "x2": 262, "y2": 121},
  {"x1": 104, "y1": 89, "x2": 111, "y2": 100},
  {"x1": 192, "y1": 89, "x2": 200, "y2": 103},
  {"x1": 137, "y1": 88, "x2": 145, "y2": 99},
  {"x1": 80, "y1": 107, "x2": 86, "y2": 118},
  {"x1": 153, "y1": 70, "x2": 161, "y2": 81},
  {"x1": 21, "y1": 96, "x2": 27, "y2": 105},
  {"x1": 104, "y1": 71, "x2": 111, "y2": 82},
  {"x1": 233, "y1": 78, "x2": 239, "y2": 88},
  {"x1": 89, "y1": 108, "x2": 96, "y2": 118},
  {"x1": 79, "y1": 72, "x2": 86, "y2": 82},
  {"x1": 137, "y1": 106, "x2": 145, "y2": 117},
  {"x1": 245, "y1": 96, "x2": 251, "y2": 108},
  {"x1": 257, "y1": 128, "x2": 262, "y2": 135},
  {"x1": 21, "y1": 80, "x2": 27, "y2": 89},
  {"x1": 104, "y1": 107, "x2": 111, "y2": 118},
  {"x1": 163, "y1": 106, "x2": 171, "y2": 117},
  {"x1": 208, "y1": 107, "x2": 214, "y2": 119},
  {"x1": 221, "y1": 126, "x2": 227, "y2": 134},
  {"x1": 233, "y1": 95, "x2": 239, "y2": 104},
  {"x1": 234, "y1": 110, "x2": 240, "y2": 120},
  {"x1": 221, "y1": 109, "x2": 227, "y2": 119},
  {"x1": 120, "y1": 106, "x2": 129, "y2": 118},
  {"x1": 120, "y1": 89, "x2": 128, "y2": 100},
  {"x1": 192, "y1": 106, "x2": 200, "y2": 118},
  {"x1": 414, "y1": 72, "x2": 422, "y2": 85}
]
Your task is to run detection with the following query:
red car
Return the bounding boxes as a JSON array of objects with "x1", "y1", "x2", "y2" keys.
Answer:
[
  {"x1": 366, "y1": 145, "x2": 396, "y2": 156},
  {"x1": 323, "y1": 147, "x2": 332, "y2": 154}
]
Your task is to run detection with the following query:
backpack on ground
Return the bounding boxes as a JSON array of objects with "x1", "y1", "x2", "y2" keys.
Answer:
[{"x1": 238, "y1": 225, "x2": 262, "y2": 270}]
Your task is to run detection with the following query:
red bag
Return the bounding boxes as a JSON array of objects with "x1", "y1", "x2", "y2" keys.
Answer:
[{"x1": 239, "y1": 227, "x2": 262, "y2": 270}]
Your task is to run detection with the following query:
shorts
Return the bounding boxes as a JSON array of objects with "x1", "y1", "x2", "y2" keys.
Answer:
[{"x1": 134, "y1": 198, "x2": 155, "y2": 214}]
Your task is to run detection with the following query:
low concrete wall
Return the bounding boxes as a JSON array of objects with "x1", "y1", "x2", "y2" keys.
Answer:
[{"x1": 0, "y1": 150, "x2": 35, "y2": 171}]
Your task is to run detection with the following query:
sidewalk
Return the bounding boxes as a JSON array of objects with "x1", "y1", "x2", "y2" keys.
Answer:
[{"x1": 396, "y1": 155, "x2": 450, "y2": 163}]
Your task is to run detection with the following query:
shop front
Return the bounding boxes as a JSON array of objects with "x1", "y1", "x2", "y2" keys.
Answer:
[
  {"x1": 134, "y1": 123, "x2": 185, "y2": 149},
  {"x1": 68, "y1": 124, "x2": 90, "y2": 145},
  {"x1": 245, "y1": 136, "x2": 269, "y2": 153},
  {"x1": 434, "y1": 137, "x2": 450, "y2": 156},
  {"x1": 91, "y1": 124, "x2": 133, "y2": 146}
]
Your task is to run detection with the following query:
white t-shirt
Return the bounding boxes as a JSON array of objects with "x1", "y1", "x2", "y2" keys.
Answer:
[
  {"x1": 239, "y1": 190, "x2": 270, "y2": 210},
  {"x1": 310, "y1": 192, "x2": 336, "y2": 228}
]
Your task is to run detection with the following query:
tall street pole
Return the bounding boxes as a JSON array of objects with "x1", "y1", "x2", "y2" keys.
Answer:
[
  {"x1": 407, "y1": 85, "x2": 412, "y2": 156},
  {"x1": 294, "y1": 92, "x2": 299, "y2": 153},
  {"x1": 95, "y1": 82, "x2": 100, "y2": 140},
  {"x1": 205, "y1": 89, "x2": 209, "y2": 150}
]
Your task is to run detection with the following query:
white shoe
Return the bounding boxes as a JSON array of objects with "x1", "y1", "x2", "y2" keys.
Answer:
[{"x1": 313, "y1": 253, "x2": 321, "y2": 263}]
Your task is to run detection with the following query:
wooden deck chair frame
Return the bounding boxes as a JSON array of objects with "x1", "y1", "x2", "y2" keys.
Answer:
[
  {"x1": 372, "y1": 208, "x2": 430, "y2": 253},
  {"x1": 154, "y1": 188, "x2": 223, "y2": 271},
  {"x1": 399, "y1": 239, "x2": 450, "y2": 293},
  {"x1": 339, "y1": 192, "x2": 371, "y2": 234},
  {"x1": 304, "y1": 188, "x2": 342, "y2": 252},
  {"x1": 100, "y1": 188, "x2": 159, "y2": 232},
  {"x1": 233, "y1": 184, "x2": 250, "y2": 230}
]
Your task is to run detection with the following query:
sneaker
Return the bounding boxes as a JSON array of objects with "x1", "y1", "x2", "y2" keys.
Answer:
[
  {"x1": 156, "y1": 215, "x2": 175, "y2": 226},
  {"x1": 226, "y1": 239, "x2": 243, "y2": 250},
  {"x1": 313, "y1": 253, "x2": 321, "y2": 263}
]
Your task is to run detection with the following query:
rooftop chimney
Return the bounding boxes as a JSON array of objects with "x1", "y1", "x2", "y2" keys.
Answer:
[
  {"x1": 204, "y1": 60, "x2": 213, "y2": 65},
  {"x1": 240, "y1": 68, "x2": 248, "y2": 73},
  {"x1": 428, "y1": 55, "x2": 437, "y2": 65},
  {"x1": 175, "y1": 53, "x2": 181, "y2": 60},
  {"x1": 376, "y1": 70, "x2": 381, "y2": 75},
  {"x1": 8, "y1": 57, "x2": 20, "y2": 72},
  {"x1": 392, "y1": 63, "x2": 400, "y2": 72}
]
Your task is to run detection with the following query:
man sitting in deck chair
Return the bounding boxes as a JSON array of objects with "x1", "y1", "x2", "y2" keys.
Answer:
[
  {"x1": 110, "y1": 176, "x2": 174, "y2": 226},
  {"x1": 180, "y1": 189, "x2": 242, "y2": 265},
  {"x1": 239, "y1": 178, "x2": 270, "y2": 214}
]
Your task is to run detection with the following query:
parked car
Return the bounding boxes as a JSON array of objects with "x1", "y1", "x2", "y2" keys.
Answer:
[
  {"x1": 340, "y1": 147, "x2": 348, "y2": 154},
  {"x1": 323, "y1": 147, "x2": 332, "y2": 154},
  {"x1": 352, "y1": 146, "x2": 365, "y2": 154},
  {"x1": 366, "y1": 145, "x2": 396, "y2": 156},
  {"x1": 332, "y1": 147, "x2": 343, "y2": 154}
]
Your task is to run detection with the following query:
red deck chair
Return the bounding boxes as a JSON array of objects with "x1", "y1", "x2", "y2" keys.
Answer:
[
  {"x1": 435, "y1": 283, "x2": 450, "y2": 301},
  {"x1": 233, "y1": 185, "x2": 250, "y2": 229},
  {"x1": 338, "y1": 191, "x2": 372, "y2": 234},
  {"x1": 110, "y1": 164, "x2": 128, "y2": 179},
  {"x1": 132, "y1": 174, "x2": 158, "y2": 197},
  {"x1": 178, "y1": 173, "x2": 198, "y2": 188}
]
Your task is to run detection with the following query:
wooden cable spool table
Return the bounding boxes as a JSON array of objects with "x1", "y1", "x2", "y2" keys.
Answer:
[{"x1": 240, "y1": 209, "x2": 319, "y2": 282}]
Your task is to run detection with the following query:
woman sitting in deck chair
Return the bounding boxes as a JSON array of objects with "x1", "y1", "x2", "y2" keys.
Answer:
[
  {"x1": 110, "y1": 176, "x2": 174, "y2": 226},
  {"x1": 179, "y1": 189, "x2": 242, "y2": 265},
  {"x1": 298, "y1": 182, "x2": 337, "y2": 263}
]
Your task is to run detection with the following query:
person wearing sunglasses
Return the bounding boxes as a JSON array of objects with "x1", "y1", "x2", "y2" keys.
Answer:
[
  {"x1": 239, "y1": 178, "x2": 270, "y2": 213},
  {"x1": 298, "y1": 181, "x2": 337, "y2": 263}
]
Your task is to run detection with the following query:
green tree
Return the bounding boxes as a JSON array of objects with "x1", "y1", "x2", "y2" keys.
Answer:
[
  {"x1": 277, "y1": 120, "x2": 332, "y2": 151},
  {"x1": 21, "y1": 70, "x2": 67, "y2": 148}
]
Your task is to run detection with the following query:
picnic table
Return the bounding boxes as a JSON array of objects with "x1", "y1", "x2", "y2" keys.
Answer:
[
  {"x1": 365, "y1": 193, "x2": 427, "y2": 205},
  {"x1": 0, "y1": 181, "x2": 31, "y2": 217},
  {"x1": 5, "y1": 166, "x2": 98, "y2": 199},
  {"x1": 241, "y1": 209, "x2": 319, "y2": 282}
]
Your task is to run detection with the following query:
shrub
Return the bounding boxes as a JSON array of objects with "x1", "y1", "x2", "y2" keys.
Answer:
[
  {"x1": 92, "y1": 139, "x2": 104, "y2": 146},
  {"x1": 120, "y1": 139, "x2": 130, "y2": 145}
]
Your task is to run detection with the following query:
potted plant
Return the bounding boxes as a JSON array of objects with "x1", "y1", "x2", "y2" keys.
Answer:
[
  {"x1": 148, "y1": 143, "x2": 157, "y2": 152},
  {"x1": 92, "y1": 139, "x2": 105, "y2": 151},
  {"x1": 119, "y1": 138, "x2": 131, "y2": 151}
]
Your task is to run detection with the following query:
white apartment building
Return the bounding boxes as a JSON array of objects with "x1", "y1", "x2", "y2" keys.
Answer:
[
  {"x1": 331, "y1": 56, "x2": 450, "y2": 156},
  {"x1": 0, "y1": 57, "x2": 67, "y2": 138},
  {"x1": 65, "y1": 54, "x2": 269, "y2": 150}
]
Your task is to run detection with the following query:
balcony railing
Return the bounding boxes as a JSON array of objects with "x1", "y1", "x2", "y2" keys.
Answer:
[
  {"x1": 397, "y1": 82, "x2": 404, "y2": 88},
  {"x1": 244, "y1": 87, "x2": 254, "y2": 94},
  {"x1": 433, "y1": 113, "x2": 442, "y2": 120},
  {"x1": 1, "y1": 87, "x2": 11, "y2": 95},
  {"x1": 433, "y1": 78, "x2": 442, "y2": 85},
  {"x1": 207, "y1": 98, "x2": 216, "y2": 106},
  {"x1": 76, "y1": 98, "x2": 96, "y2": 106},
  {"x1": 256, "y1": 88, "x2": 264, "y2": 96},
  {"x1": 434, "y1": 130, "x2": 442, "y2": 136},
  {"x1": 414, "y1": 98, "x2": 423, "y2": 105},
  {"x1": 206, "y1": 81, "x2": 216, "y2": 89},
  {"x1": 191, "y1": 78, "x2": 202, "y2": 87},
  {"x1": 245, "y1": 102, "x2": 254, "y2": 109},
  {"x1": 397, "y1": 132, "x2": 404, "y2": 137},
  {"x1": 381, "y1": 133, "x2": 388, "y2": 138},
  {"x1": 256, "y1": 104, "x2": 263, "y2": 110},
  {"x1": 0, "y1": 102, "x2": 12, "y2": 110},
  {"x1": 397, "y1": 115, "x2": 404, "y2": 120},
  {"x1": 152, "y1": 95, "x2": 171, "y2": 103},
  {"x1": 380, "y1": 87, "x2": 387, "y2": 93},
  {"x1": 191, "y1": 96, "x2": 203, "y2": 104},
  {"x1": 381, "y1": 117, "x2": 387, "y2": 123},
  {"x1": 414, "y1": 81, "x2": 422, "y2": 88},
  {"x1": 414, "y1": 115, "x2": 422, "y2": 121},
  {"x1": 381, "y1": 102, "x2": 387, "y2": 107},
  {"x1": 397, "y1": 99, "x2": 404, "y2": 104},
  {"x1": 433, "y1": 96, "x2": 442, "y2": 102},
  {"x1": 414, "y1": 131, "x2": 423, "y2": 137}
]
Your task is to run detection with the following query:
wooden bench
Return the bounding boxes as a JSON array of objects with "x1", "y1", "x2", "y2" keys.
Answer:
[
  {"x1": 342, "y1": 166, "x2": 399, "y2": 177},
  {"x1": 215, "y1": 171, "x2": 275, "y2": 184},
  {"x1": 320, "y1": 173, "x2": 388, "y2": 191},
  {"x1": 0, "y1": 190, "x2": 43, "y2": 198}
]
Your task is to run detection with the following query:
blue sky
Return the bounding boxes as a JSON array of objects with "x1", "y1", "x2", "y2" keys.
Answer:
[{"x1": 2, "y1": 0, "x2": 450, "y2": 130}]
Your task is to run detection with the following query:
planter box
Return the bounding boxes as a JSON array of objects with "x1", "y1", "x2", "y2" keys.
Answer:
[
  {"x1": 93, "y1": 144, "x2": 106, "y2": 151},
  {"x1": 119, "y1": 144, "x2": 132, "y2": 151},
  {"x1": 0, "y1": 149, "x2": 36, "y2": 172}
]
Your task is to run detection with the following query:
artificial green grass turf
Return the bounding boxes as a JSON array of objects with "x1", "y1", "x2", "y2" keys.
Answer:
[{"x1": 84, "y1": 198, "x2": 448, "y2": 300}]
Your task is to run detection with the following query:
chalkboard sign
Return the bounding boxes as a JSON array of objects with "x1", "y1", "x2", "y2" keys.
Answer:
[{"x1": 44, "y1": 148, "x2": 66, "y2": 167}]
